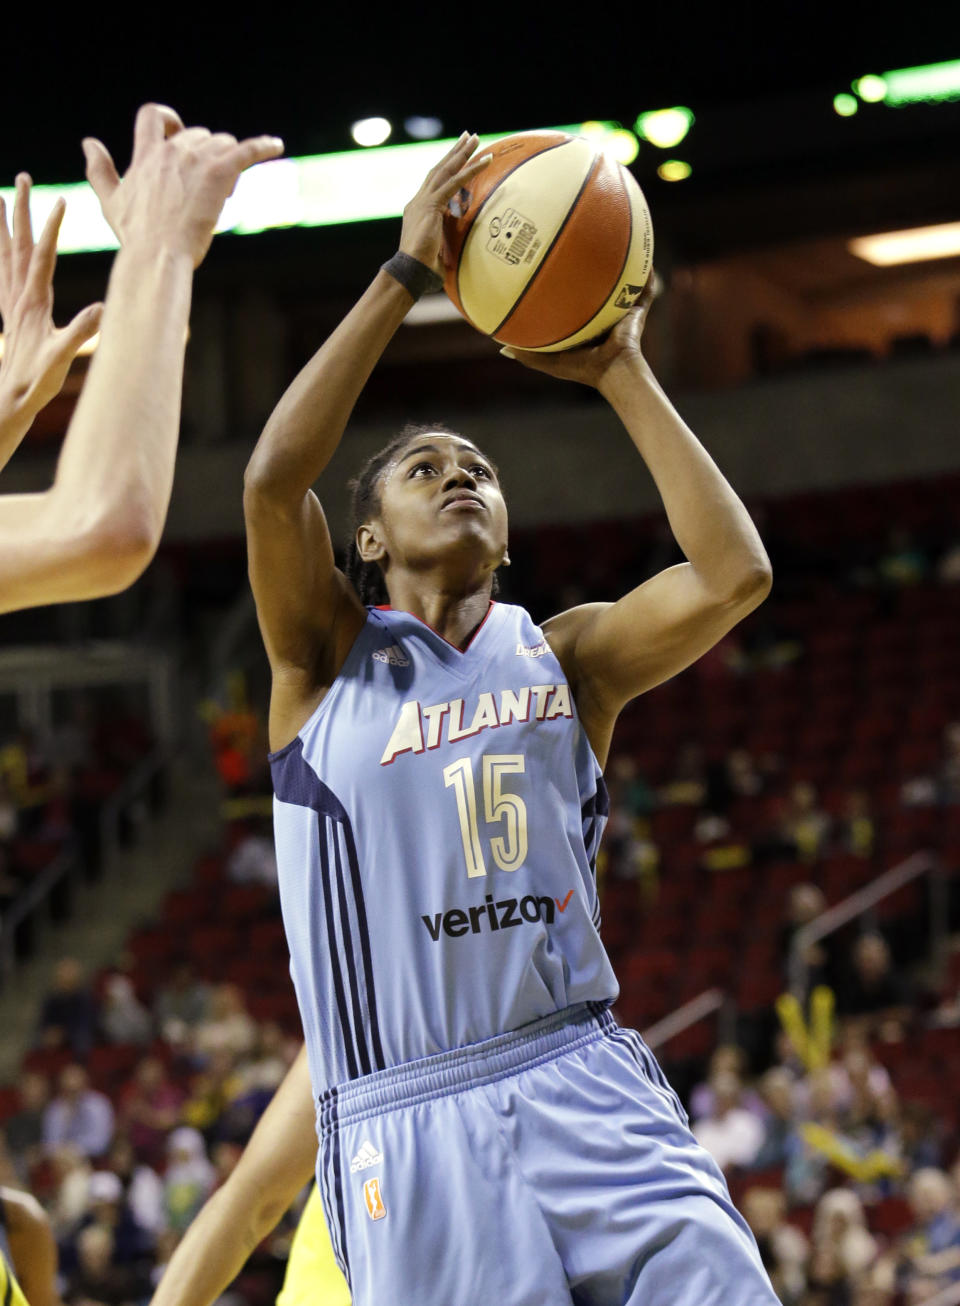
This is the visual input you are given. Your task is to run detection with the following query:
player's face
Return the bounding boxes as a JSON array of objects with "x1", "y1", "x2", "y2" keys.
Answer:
[{"x1": 370, "y1": 434, "x2": 508, "y2": 577}]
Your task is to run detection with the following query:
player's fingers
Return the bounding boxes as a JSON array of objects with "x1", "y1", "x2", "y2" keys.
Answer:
[
  {"x1": 59, "y1": 301, "x2": 103, "y2": 356},
  {"x1": 439, "y1": 152, "x2": 492, "y2": 201},
  {"x1": 433, "y1": 133, "x2": 480, "y2": 183},
  {"x1": 133, "y1": 103, "x2": 183, "y2": 157},
  {"x1": 82, "y1": 139, "x2": 120, "y2": 206},
  {"x1": 26, "y1": 197, "x2": 66, "y2": 295},
  {"x1": 0, "y1": 195, "x2": 11, "y2": 272},
  {"x1": 12, "y1": 173, "x2": 34, "y2": 286},
  {"x1": 226, "y1": 134, "x2": 285, "y2": 173}
]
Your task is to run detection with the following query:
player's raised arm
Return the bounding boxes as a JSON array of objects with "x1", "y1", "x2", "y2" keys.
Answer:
[
  {"x1": 2, "y1": 1185, "x2": 61, "y2": 1306},
  {"x1": 0, "y1": 176, "x2": 102, "y2": 470},
  {"x1": 243, "y1": 133, "x2": 491, "y2": 748},
  {"x1": 0, "y1": 104, "x2": 283, "y2": 615},
  {"x1": 508, "y1": 282, "x2": 772, "y2": 764},
  {"x1": 148, "y1": 1046, "x2": 317, "y2": 1306}
]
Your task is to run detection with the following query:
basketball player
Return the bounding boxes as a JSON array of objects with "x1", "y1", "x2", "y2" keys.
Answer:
[
  {"x1": 0, "y1": 105, "x2": 283, "y2": 614},
  {"x1": 0, "y1": 1184, "x2": 59, "y2": 1306},
  {"x1": 209, "y1": 133, "x2": 774, "y2": 1305},
  {"x1": 149, "y1": 1046, "x2": 348, "y2": 1306}
]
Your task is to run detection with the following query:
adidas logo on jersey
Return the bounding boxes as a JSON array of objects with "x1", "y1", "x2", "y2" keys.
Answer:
[
  {"x1": 372, "y1": 646, "x2": 410, "y2": 668},
  {"x1": 350, "y1": 1140, "x2": 384, "y2": 1172},
  {"x1": 515, "y1": 640, "x2": 549, "y2": 658}
]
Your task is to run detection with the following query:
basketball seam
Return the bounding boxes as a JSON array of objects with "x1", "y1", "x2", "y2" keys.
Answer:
[
  {"x1": 534, "y1": 160, "x2": 636, "y2": 350},
  {"x1": 492, "y1": 150, "x2": 601, "y2": 340},
  {"x1": 455, "y1": 138, "x2": 574, "y2": 319}
]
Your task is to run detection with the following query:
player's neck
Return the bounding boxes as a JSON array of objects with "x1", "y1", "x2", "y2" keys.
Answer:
[{"x1": 384, "y1": 578, "x2": 493, "y2": 651}]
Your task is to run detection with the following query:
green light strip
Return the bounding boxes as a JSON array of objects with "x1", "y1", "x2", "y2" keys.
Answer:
[
  {"x1": 882, "y1": 58, "x2": 960, "y2": 105},
  {"x1": 0, "y1": 123, "x2": 619, "y2": 256}
]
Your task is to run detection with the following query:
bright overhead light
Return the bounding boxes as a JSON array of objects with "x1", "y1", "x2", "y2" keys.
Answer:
[
  {"x1": 849, "y1": 221, "x2": 960, "y2": 266},
  {"x1": 581, "y1": 121, "x2": 639, "y2": 164},
  {"x1": 853, "y1": 74, "x2": 888, "y2": 103},
  {"x1": 882, "y1": 58, "x2": 960, "y2": 105},
  {"x1": 351, "y1": 117, "x2": 392, "y2": 147},
  {"x1": 657, "y1": 159, "x2": 691, "y2": 182},
  {"x1": 634, "y1": 107, "x2": 694, "y2": 149},
  {"x1": 404, "y1": 115, "x2": 443, "y2": 140},
  {"x1": 0, "y1": 122, "x2": 631, "y2": 254},
  {"x1": 833, "y1": 93, "x2": 859, "y2": 117}
]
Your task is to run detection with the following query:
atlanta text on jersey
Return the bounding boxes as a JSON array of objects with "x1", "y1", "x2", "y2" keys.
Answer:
[
  {"x1": 380, "y1": 683, "x2": 573, "y2": 765},
  {"x1": 421, "y1": 889, "x2": 576, "y2": 941}
]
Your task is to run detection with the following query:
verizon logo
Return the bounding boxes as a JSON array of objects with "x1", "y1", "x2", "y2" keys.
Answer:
[{"x1": 422, "y1": 889, "x2": 575, "y2": 941}]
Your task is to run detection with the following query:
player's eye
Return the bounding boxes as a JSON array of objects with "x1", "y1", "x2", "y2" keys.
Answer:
[
  {"x1": 469, "y1": 464, "x2": 491, "y2": 479},
  {"x1": 410, "y1": 462, "x2": 436, "y2": 477}
]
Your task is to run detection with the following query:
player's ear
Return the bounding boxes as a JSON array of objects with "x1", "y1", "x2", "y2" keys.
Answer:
[{"x1": 357, "y1": 522, "x2": 386, "y2": 565}]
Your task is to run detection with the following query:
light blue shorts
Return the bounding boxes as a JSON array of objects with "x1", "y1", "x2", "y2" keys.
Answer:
[{"x1": 316, "y1": 1004, "x2": 778, "y2": 1306}]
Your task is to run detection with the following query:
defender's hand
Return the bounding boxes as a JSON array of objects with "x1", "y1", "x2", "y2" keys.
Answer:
[
  {"x1": 83, "y1": 103, "x2": 284, "y2": 268},
  {"x1": 399, "y1": 132, "x2": 491, "y2": 276},
  {"x1": 0, "y1": 174, "x2": 102, "y2": 420},
  {"x1": 500, "y1": 275, "x2": 659, "y2": 391}
]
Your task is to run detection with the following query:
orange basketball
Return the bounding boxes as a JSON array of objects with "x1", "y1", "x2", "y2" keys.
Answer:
[{"x1": 443, "y1": 131, "x2": 653, "y2": 352}]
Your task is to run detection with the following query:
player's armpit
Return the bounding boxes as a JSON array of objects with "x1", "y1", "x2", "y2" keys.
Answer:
[{"x1": 546, "y1": 559, "x2": 769, "y2": 731}]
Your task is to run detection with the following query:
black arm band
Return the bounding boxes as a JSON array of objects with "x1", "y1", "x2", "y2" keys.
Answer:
[{"x1": 381, "y1": 251, "x2": 444, "y2": 300}]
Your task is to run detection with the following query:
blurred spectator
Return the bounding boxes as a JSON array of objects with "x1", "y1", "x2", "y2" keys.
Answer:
[
  {"x1": 660, "y1": 743, "x2": 707, "y2": 806},
  {"x1": 807, "y1": 1188, "x2": 878, "y2": 1304},
  {"x1": 752, "y1": 1068, "x2": 801, "y2": 1171},
  {"x1": 42, "y1": 1064, "x2": 114, "y2": 1159},
  {"x1": 940, "y1": 722, "x2": 960, "y2": 805},
  {"x1": 897, "y1": 1103, "x2": 942, "y2": 1173},
  {"x1": 0, "y1": 775, "x2": 18, "y2": 843},
  {"x1": 2, "y1": 1070, "x2": 49, "y2": 1175},
  {"x1": 163, "y1": 1127, "x2": 214, "y2": 1233},
  {"x1": 100, "y1": 974, "x2": 153, "y2": 1046},
  {"x1": 106, "y1": 1135, "x2": 166, "y2": 1245},
  {"x1": 154, "y1": 962, "x2": 211, "y2": 1046},
  {"x1": 181, "y1": 1049, "x2": 243, "y2": 1136},
  {"x1": 877, "y1": 529, "x2": 928, "y2": 588},
  {"x1": 835, "y1": 790, "x2": 876, "y2": 860},
  {"x1": 203, "y1": 673, "x2": 262, "y2": 794},
  {"x1": 780, "y1": 781, "x2": 831, "y2": 863},
  {"x1": 118, "y1": 1058, "x2": 184, "y2": 1169},
  {"x1": 66, "y1": 1223, "x2": 149, "y2": 1306},
  {"x1": 692, "y1": 1071, "x2": 764, "y2": 1171},
  {"x1": 937, "y1": 540, "x2": 960, "y2": 584},
  {"x1": 690, "y1": 1045, "x2": 764, "y2": 1122},
  {"x1": 606, "y1": 755, "x2": 657, "y2": 819},
  {"x1": 741, "y1": 1187, "x2": 808, "y2": 1305},
  {"x1": 897, "y1": 1168, "x2": 960, "y2": 1300},
  {"x1": 780, "y1": 883, "x2": 831, "y2": 991},
  {"x1": 83, "y1": 1168, "x2": 146, "y2": 1264},
  {"x1": 226, "y1": 820, "x2": 278, "y2": 887},
  {"x1": 835, "y1": 934, "x2": 912, "y2": 1038},
  {"x1": 727, "y1": 748, "x2": 765, "y2": 799},
  {"x1": 47, "y1": 1144, "x2": 94, "y2": 1240},
  {"x1": 193, "y1": 984, "x2": 256, "y2": 1060},
  {"x1": 36, "y1": 958, "x2": 98, "y2": 1058}
]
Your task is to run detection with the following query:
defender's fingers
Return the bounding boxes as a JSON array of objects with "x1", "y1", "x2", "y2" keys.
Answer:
[
  {"x1": 425, "y1": 132, "x2": 477, "y2": 184},
  {"x1": 12, "y1": 173, "x2": 34, "y2": 284},
  {"x1": 226, "y1": 135, "x2": 285, "y2": 173},
  {"x1": 132, "y1": 103, "x2": 184, "y2": 158},
  {"x1": 59, "y1": 301, "x2": 104, "y2": 355},
  {"x1": 26, "y1": 198, "x2": 66, "y2": 294},
  {"x1": 82, "y1": 139, "x2": 120, "y2": 205}
]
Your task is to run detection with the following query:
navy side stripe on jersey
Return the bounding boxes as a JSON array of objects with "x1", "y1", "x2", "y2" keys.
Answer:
[{"x1": 273, "y1": 739, "x2": 385, "y2": 1075}]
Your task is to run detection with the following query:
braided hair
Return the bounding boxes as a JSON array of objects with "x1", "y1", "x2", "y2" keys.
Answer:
[{"x1": 343, "y1": 422, "x2": 467, "y2": 606}]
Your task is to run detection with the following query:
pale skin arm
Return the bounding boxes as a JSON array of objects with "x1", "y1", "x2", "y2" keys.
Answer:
[
  {"x1": 243, "y1": 133, "x2": 491, "y2": 748},
  {"x1": 0, "y1": 175, "x2": 102, "y2": 469},
  {"x1": 509, "y1": 286, "x2": 772, "y2": 764},
  {"x1": 0, "y1": 105, "x2": 283, "y2": 615},
  {"x1": 149, "y1": 1046, "x2": 318, "y2": 1306},
  {"x1": 3, "y1": 1187, "x2": 61, "y2": 1306}
]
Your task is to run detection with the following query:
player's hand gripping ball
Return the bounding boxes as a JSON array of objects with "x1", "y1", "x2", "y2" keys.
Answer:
[{"x1": 442, "y1": 131, "x2": 654, "y2": 352}]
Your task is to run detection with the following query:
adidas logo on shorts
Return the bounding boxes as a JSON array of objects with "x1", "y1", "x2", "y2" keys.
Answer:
[
  {"x1": 350, "y1": 1140, "x2": 384, "y2": 1172},
  {"x1": 372, "y1": 646, "x2": 410, "y2": 667}
]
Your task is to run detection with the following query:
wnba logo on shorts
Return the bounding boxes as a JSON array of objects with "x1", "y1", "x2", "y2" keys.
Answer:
[{"x1": 363, "y1": 1177, "x2": 386, "y2": 1221}]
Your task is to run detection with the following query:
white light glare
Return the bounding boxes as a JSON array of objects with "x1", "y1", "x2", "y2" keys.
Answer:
[
  {"x1": 404, "y1": 115, "x2": 443, "y2": 140},
  {"x1": 849, "y1": 221, "x2": 960, "y2": 266},
  {"x1": 351, "y1": 117, "x2": 392, "y2": 147}
]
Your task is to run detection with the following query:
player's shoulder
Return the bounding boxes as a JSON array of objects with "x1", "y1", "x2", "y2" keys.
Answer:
[{"x1": 542, "y1": 602, "x2": 612, "y2": 664}]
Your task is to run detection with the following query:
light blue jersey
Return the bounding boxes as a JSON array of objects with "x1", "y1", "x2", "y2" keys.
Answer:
[{"x1": 270, "y1": 601, "x2": 617, "y2": 1095}]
